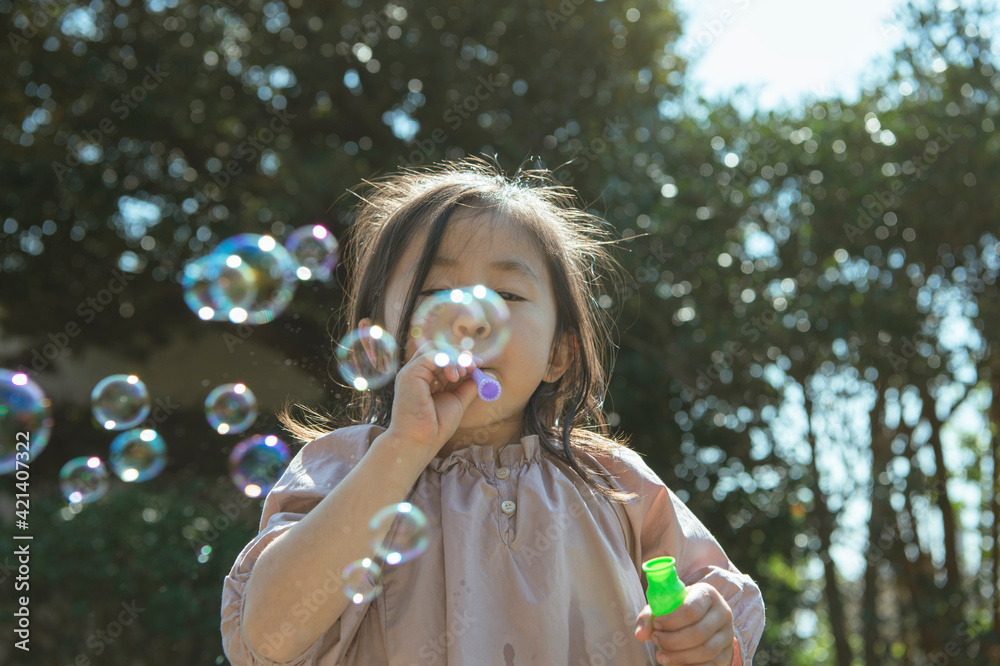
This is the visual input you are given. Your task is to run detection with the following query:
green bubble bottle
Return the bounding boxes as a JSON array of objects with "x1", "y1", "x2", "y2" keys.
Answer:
[{"x1": 642, "y1": 556, "x2": 687, "y2": 616}]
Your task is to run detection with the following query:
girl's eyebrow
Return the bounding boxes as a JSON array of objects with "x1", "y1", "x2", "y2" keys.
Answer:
[{"x1": 428, "y1": 256, "x2": 540, "y2": 285}]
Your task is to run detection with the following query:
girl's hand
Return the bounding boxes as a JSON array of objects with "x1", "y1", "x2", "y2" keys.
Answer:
[
  {"x1": 634, "y1": 582, "x2": 735, "y2": 665},
  {"x1": 383, "y1": 341, "x2": 481, "y2": 459}
]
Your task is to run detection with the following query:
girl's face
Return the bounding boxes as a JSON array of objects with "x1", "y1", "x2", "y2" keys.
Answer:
[{"x1": 379, "y1": 210, "x2": 572, "y2": 449}]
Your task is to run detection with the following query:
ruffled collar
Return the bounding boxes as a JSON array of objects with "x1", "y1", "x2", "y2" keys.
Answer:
[{"x1": 426, "y1": 434, "x2": 543, "y2": 473}]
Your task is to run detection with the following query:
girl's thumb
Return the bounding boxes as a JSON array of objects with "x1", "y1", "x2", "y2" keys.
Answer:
[{"x1": 453, "y1": 376, "x2": 481, "y2": 412}]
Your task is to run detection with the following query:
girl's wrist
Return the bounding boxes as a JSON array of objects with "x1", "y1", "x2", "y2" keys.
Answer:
[{"x1": 374, "y1": 428, "x2": 442, "y2": 466}]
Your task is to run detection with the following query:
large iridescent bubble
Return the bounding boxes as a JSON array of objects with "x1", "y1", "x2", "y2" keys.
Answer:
[
  {"x1": 91, "y1": 374, "x2": 151, "y2": 430},
  {"x1": 60, "y1": 456, "x2": 110, "y2": 504},
  {"x1": 369, "y1": 502, "x2": 430, "y2": 565},
  {"x1": 205, "y1": 383, "x2": 258, "y2": 435},
  {"x1": 335, "y1": 325, "x2": 400, "y2": 391},
  {"x1": 109, "y1": 428, "x2": 167, "y2": 482},
  {"x1": 181, "y1": 252, "x2": 258, "y2": 324},
  {"x1": 285, "y1": 224, "x2": 339, "y2": 282},
  {"x1": 229, "y1": 434, "x2": 291, "y2": 498},
  {"x1": 0, "y1": 370, "x2": 53, "y2": 475},
  {"x1": 212, "y1": 234, "x2": 298, "y2": 325},
  {"x1": 410, "y1": 285, "x2": 512, "y2": 366}
]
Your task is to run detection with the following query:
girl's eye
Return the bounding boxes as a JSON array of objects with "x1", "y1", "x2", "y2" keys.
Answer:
[{"x1": 496, "y1": 291, "x2": 523, "y2": 302}]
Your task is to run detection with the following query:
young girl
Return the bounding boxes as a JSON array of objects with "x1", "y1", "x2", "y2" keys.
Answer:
[{"x1": 221, "y1": 158, "x2": 765, "y2": 665}]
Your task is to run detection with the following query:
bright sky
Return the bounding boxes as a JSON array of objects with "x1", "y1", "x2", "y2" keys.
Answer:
[{"x1": 671, "y1": 0, "x2": 989, "y2": 112}]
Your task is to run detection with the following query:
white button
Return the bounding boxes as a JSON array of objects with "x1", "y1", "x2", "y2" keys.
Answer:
[
  {"x1": 501, "y1": 500, "x2": 516, "y2": 515},
  {"x1": 495, "y1": 466, "x2": 510, "y2": 480}
]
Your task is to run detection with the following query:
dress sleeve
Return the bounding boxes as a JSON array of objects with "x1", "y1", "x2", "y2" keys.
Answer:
[
  {"x1": 220, "y1": 425, "x2": 381, "y2": 666},
  {"x1": 603, "y1": 446, "x2": 766, "y2": 666}
]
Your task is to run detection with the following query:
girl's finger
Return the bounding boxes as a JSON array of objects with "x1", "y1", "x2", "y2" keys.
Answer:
[
  {"x1": 634, "y1": 605, "x2": 654, "y2": 642},
  {"x1": 450, "y1": 371, "x2": 480, "y2": 411},
  {"x1": 653, "y1": 603, "x2": 734, "y2": 654},
  {"x1": 652, "y1": 625, "x2": 733, "y2": 665},
  {"x1": 652, "y1": 584, "x2": 718, "y2": 632}
]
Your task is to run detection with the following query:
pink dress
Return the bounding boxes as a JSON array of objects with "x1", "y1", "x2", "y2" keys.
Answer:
[{"x1": 222, "y1": 424, "x2": 765, "y2": 665}]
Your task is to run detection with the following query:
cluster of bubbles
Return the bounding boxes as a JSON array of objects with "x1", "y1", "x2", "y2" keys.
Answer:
[
  {"x1": 2, "y1": 256, "x2": 505, "y2": 578},
  {"x1": 0, "y1": 370, "x2": 53, "y2": 475},
  {"x1": 410, "y1": 286, "x2": 512, "y2": 367},
  {"x1": 204, "y1": 382, "x2": 288, "y2": 497},
  {"x1": 341, "y1": 501, "x2": 431, "y2": 605},
  {"x1": 51, "y1": 374, "x2": 169, "y2": 504},
  {"x1": 181, "y1": 226, "x2": 339, "y2": 325},
  {"x1": 331, "y1": 286, "x2": 513, "y2": 394},
  {"x1": 27, "y1": 373, "x2": 288, "y2": 505}
]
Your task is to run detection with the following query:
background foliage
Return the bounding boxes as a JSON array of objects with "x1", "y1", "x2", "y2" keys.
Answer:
[{"x1": 1, "y1": 0, "x2": 999, "y2": 663}]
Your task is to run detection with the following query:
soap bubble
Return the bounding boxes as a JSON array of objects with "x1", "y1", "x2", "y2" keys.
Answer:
[
  {"x1": 212, "y1": 234, "x2": 298, "y2": 325},
  {"x1": 335, "y1": 325, "x2": 400, "y2": 391},
  {"x1": 109, "y1": 428, "x2": 167, "y2": 482},
  {"x1": 0, "y1": 369, "x2": 53, "y2": 475},
  {"x1": 285, "y1": 224, "x2": 339, "y2": 281},
  {"x1": 60, "y1": 456, "x2": 110, "y2": 504},
  {"x1": 91, "y1": 374, "x2": 151, "y2": 430},
  {"x1": 229, "y1": 434, "x2": 291, "y2": 498},
  {"x1": 369, "y1": 502, "x2": 430, "y2": 565},
  {"x1": 341, "y1": 557, "x2": 383, "y2": 604},
  {"x1": 410, "y1": 285, "x2": 511, "y2": 364},
  {"x1": 181, "y1": 252, "x2": 258, "y2": 323},
  {"x1": 205, "y1": 383, "x2": 258, "y2": 435}
]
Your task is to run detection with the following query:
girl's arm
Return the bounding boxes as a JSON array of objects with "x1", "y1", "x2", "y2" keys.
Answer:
[
  {"x1": 598, "y1": 447, "x2": 766, "y2": 665},
  {"x1": 232, "y1": 429, "x2": 430, "y2": 664},
  {"x1": 225, "y1": 345, "x2": 481, "y2": 665},
  {"x1": 640, "y1": 486, "x2": 764, "y2": 665}
]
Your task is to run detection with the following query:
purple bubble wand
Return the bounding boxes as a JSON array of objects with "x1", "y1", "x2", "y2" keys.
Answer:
[{"x1": 470, "y1": 368, "x2": 501, "y2": 402}]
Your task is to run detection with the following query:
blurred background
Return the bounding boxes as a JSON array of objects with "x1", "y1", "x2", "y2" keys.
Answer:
[{"x1": 2, "y1": 0, "x2": 999, "y2": 663}]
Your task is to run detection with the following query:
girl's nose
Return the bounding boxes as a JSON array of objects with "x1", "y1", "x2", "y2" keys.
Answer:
[{"x1": 452, "y1": 307, "x2": 491, "y2": 344}]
